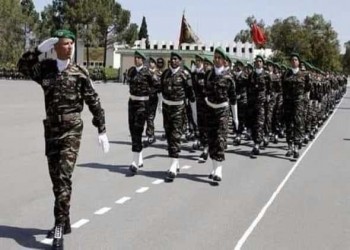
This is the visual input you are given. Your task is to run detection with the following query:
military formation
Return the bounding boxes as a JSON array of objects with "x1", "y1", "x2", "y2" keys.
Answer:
[
  {"x1": 12, "y1": 27, "x2": 347, "y2": 250},
  {"x1": 125, "y1": 47, "x2": 347, "y2": 184}
]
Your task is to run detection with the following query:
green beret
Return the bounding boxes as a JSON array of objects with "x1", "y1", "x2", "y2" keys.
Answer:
[
  {"x1": 290, "y1": 52, "x2": 301, "y2": 61},
  {"x1": 149, "y1": 57, "x2": 156, "y2": 64},
  {"x1": 274, "y1": 63, "x2": 281, "y2": 70},
  {"x1": 195, "y1": 54, "x2": 204, "y2": 61},
  {"x1": 183, "y1": 64, "x2": 191, "y2": 73},
  {"x1": 246, "y1": 62, "x2": 254, "y2": 69},
  {"x1": 214, "y1": 47, "x2": 226, "y2": 59},
  {"x1": 235, "y1": 60, "x2": 244, "y2": 67},
  {"x1": 203, "y1": 56, "x2": 213, "y2": 65},
  {"x1": 266, "y1": 60, "x2": 274, "y2": 66},
  {"x1": 255, "y1": 55, "x2": 265, "y2": 63},
  {"x1": 280, "y1": 64, "x2": 288, "y2": 70},
  {"x1": 135, "y1": 50, "x2": 146, "y2": 60},
  {"x1": 170, "y1": 51, "x2": 182, "y2": 60},
  {"x1": 53, "y1": 29, "x2": 75, "y2": 41}
]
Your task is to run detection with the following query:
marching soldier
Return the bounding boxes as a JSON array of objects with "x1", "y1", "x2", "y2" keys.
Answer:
[
  {"x1": 282, "y1": 53, "x2": 311, "y2": 159},
  {"x1": 144, "y1": 57, "x2": 162, "y2": 147},
  {"x1": 160, "y1": 52, "x2": 197, "y2": 181},
  {"x1": 204, "y1": 47, "x2": 237, "y2": 181},
  {"x1": 248, "y1": 55, "x2": 271, "y2": 157},
  {"x1": 128, "y1": 51, "x2": 158, "y2": 174},
  {"x1": 17, "y1": 29, "x2": 110, "y2": 249}
]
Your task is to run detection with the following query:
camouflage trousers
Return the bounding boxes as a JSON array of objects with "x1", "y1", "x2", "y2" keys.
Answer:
[
  {"x1": 264, "y1": 94, "x2": 277, "y2": 135},
  {"x1": 196, "y1": 97, "x2": 208, "y2": 147},
  {"x1": 128, "y1": 99, "x2": 149, "y2": 152},
  {"x1": 272, "y1": 93, "x2": 283, "y2": 134},
  {"x1": 163, "y1": 103, "x2": 185, "y2": 158},
  {"x1": 43, "y1": 117, "x2": 83, "y2": 226},
  {"x1": 284, "y1": 99, "x2": 305, "y2": 145},
  {"x1": 146, "y1": 93, "x2": 158, "y2": 137},
  {"x1": 206, "y1": 105, "x2": 229, "y2": 162},
  {"x1": 251, "y1": 99, "x2": 266, "y2": 144},
  {"x1": 236, "y1": 96, "x2": 248, "y2": 134}
]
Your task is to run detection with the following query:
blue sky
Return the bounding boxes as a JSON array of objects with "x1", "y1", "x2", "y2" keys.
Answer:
[{"x1": 35, "y1": 0, "x2": 349, "y2": 52}]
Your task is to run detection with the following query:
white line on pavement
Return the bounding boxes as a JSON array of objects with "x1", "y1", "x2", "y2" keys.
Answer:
[
  {"x1": 181, "y1": 165, "x2": 192, "y2": 170},
  {"x1": 94, "y1": 207, "x2": 111, "y2": 215},
  {"x1": 71, "y1": 219, "x2": 90, "y2": 229},
  {"x1": 152, "y1": 179, "x2": 164, "y2": 185},
  {"x1": 136, "y1": 187, "x2": 149, "y2": 193},
  {"x1": 115, "y1": 196, "x2": 131, "y2": 204},
  {"x1": 234, "y1": 99, "x2": 343, "y2": 250}
]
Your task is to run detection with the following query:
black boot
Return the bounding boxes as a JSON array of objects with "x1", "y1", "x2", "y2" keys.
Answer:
[
  {"x1": 51, "y1": 225, "x2": 64, "y2": 250},
  {"x1": 47, "y1": 219, "x2": 71, "y2": 238},
  {"x1": 285, "y1": 143, "x2": 293, "y2": 157}
]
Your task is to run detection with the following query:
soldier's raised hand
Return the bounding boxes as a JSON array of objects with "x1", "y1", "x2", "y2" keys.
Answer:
[{"x1": 38, "y1": 37, "x2": 59, "y2": 53}]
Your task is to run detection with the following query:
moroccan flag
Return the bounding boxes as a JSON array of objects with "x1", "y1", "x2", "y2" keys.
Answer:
[
  {"x1": 179, "y1": 14, "x2": 200, "y2": 45},
  {"x1": 250, "y1": 22, "x2": 266, "y2": 47}
]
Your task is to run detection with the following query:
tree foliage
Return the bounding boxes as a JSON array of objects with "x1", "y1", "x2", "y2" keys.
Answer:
[
  {"x1": 342, "y1": 41, "x2": 350, "y2": 75},
  {"x1": 138, "y1": 16, "x2": 149, "y2": 47}
]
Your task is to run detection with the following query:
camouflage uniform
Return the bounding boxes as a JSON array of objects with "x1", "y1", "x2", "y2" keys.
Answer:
[
  {"x1": 248, "y1": 70, "x2": 271, "y2": 146},
  {"x1": 205, "y1": 68, "x2": 236, "y2": 161},
  {"x1": 233, "y1": 71, "x2": 249, "y2": 136},
  {"x1": 17, "y1": 48, "x2": 106, "y2": 227},
  {"x1": 161, "y1": 68, "x2": 195, "y2": 158},
  {"x1": 192, "y1": 67, "x2": 208, "y2": 148},
  {"x1": 282, "y1": 69, "x2": 310, "y2": 148},
  {"x1": 128, "y1": 66, "x2": 157, "y2": 152}
]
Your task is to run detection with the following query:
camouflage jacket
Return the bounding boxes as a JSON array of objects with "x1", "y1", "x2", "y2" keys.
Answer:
[
  {"x1": 17, "y1": 49, "x2": 106, "y2": 133},
  {"x1": 160, "y1": 68, "x2": 195, "y2": 102},
  {"x1": 282, "y1": 69, "x2": 311, "y2": 101},
  {"x1": 205, "y1": 68, "x2": 237, "y2": 105},
  {"x1": 192, "y1": 68, "x2": 206, "y2": 99},
  {"x1": 270, "y1": 72, "x2": 282, "y2": 93},
  {"x1": 247, "y1": 70, "x2": 271, "y2": 102},
  {"x1": 234, "y1": 72, "x2": 248, "y2": 98},
  {"x1": 128, "y1": 66, "x2": 159, "y2": 96}
]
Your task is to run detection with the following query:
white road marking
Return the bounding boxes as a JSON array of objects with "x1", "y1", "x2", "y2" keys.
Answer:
[
  {"x1": 40, "y1": 238, "x2": 53, "y2": 245},
  {"x1": 234, "y1": 99, "x2": 343, "y2": 250},
  {"x1": 115, "y1": 196, "x2": 131, "y2": 204},
  {"x1": 152, "y1": 179, "x2": 164, "y2": 185},
  {"x1": 181, "y1": 165, "x2": 192, "y2": 170},
  {"x1": 136, "y1": 187, "x2": 149, "y2": 193},
  {"x1": 71, "y1": 219, "x2": 89, "y2": 228},
  {"x1": 94, "y1": 207, "x2": 111, "y2": 215}
]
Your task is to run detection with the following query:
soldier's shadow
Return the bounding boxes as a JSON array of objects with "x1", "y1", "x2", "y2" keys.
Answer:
[
  {"x1": 0, "y1": 225, "x2": 50, "y2": 249},
  {"x1": 228, "y1": 148, "x2": 291, "y2": 161},
  {"x1": 77, "y1": 162, "x2": 213, "y2": 184}
]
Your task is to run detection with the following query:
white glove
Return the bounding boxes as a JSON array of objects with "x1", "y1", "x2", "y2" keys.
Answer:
[
  {"x1": 157, "y1": 93, "x2": 163, "y2": 113},
  {"x1": 38, "y1": 37, "x2": 59, "y2": 53},
  {"x1": 231, "y1": 104, "x2": 239, "y2": 130},
  {"x1": 190, "y1": 101, "x2": 198, "y2": 127},
  {"x1": 98, "y1": 133, "x2": 110, "y2": 153}
]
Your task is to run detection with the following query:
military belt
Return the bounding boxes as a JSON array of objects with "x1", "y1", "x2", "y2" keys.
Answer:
[
  {"x1": 47, "y1": 112, "x2": 81, "y2": 122},
  {"x1": 130, "y1": 95, "x2": 149, "y2": 101},
  {"x1": 205, "y1": 98, "x2": 229, "y2": 109},
  {"x1": 162, "y1": 98, "x2": 184, "y2": 106}
]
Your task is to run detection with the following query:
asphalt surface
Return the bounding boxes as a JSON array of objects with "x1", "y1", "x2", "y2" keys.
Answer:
[{"x1": 0, "y1": 79, "x2": 349, "y2": 250}]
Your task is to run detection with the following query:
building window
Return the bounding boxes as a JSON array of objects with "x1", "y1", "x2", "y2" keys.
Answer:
[
  {"x1": 154, "y1": 45, "x2": 158, "y2": 50},
  {"x1": 162, "y1": 44, "x2": 166, "y2": 49},
  {"x1": 170, "y1": 45, "x2": 174, "y2": 50},
  {"x1": 242, "y1": 48, "x2": 245, "y2": 53},
  {"x1": 186, "y1": 45, "x2": 190, "y2": 50},
  {"x1": 233, "y1": 47, "x2": 237, "y2": 53},
  {"x1": 249, "y1": 48, "x2": 253, "y2": 53},
  {"x1": 226, "y1": 47, "x2": 229, "y2": 53},
  {"x1": 194, "y1": 46, "x2": 198, "y2": 51},
  {"x1": 202, "y1": 46, "x2": 206, "y2": 51},
  {"x1": 210, "y1": 46, "x2": 214, "y2": 52}
]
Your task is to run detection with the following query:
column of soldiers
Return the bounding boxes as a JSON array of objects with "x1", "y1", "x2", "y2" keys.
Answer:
[{"x1": 128, "y1": 48, "x2": 347, "y2": 183}]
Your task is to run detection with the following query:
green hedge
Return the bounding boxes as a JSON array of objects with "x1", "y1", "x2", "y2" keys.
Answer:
[{"x1": 88, "y1": 67, "x2": 119, "y2": 82}]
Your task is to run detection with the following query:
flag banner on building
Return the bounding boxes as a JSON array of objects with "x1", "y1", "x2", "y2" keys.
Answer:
[
  {"x1": 250, "y1": 22, "x2": 267, "y2": 48},
  {"x1": 179, "y1": 14, "x2": 200, "y2": 45}
]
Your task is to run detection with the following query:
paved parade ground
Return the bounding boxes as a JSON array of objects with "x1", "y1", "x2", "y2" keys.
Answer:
[{"x1": 1, "y1": 79, "x2": 350, "y2": 250}]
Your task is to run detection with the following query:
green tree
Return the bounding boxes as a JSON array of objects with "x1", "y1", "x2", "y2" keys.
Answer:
[
  {"x1": 0, "y1": 0, "x2": 28, "y2": 67},
  {"x1": 119, "y1": 23, "x2": 139, "y2": 46},
  {"x1": 138, "y1": 16, "x2": 149, "y2": 47},
  {"x1": 342, "y1": 41, "x2": 350, "y2": 75}
]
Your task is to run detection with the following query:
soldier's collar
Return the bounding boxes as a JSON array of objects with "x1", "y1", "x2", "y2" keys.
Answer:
[
  {"x1": 56, "y1": 58, "x2": 70, "y2": 72},
  {"x1": 170, "y1": 66, "x2": 180, "y2": 75}
]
